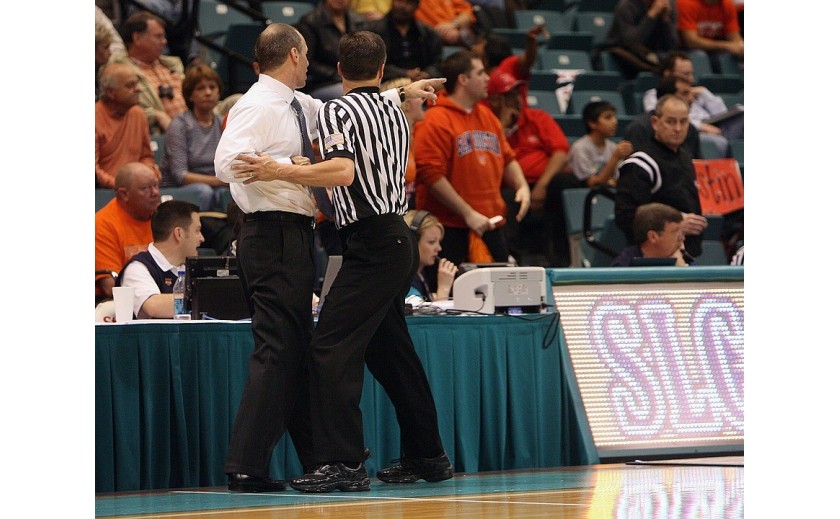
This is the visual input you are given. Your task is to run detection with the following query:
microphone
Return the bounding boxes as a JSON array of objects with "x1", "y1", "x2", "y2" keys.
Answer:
[{"x1": 681, "y1": 249, "x2": 696, "y2": 264}]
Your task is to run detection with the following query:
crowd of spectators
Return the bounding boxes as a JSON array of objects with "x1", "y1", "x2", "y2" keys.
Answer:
[{"x1": 95, "y1": 0, "x2": 745, "y2": 305}]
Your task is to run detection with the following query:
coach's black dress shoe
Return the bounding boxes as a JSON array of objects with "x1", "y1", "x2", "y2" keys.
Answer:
[{"x1": 228, "y1": 473, "x2": 287, "y2": 492}]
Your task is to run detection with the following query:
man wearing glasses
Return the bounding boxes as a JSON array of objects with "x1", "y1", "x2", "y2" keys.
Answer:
[{"x1": 109, "y1": 10, "x2": 188, "y2": 134}]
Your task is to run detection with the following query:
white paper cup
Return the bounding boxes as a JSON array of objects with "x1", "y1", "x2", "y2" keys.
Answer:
[{"x1": 112, "y1": 287, "x2": 135, "y2": 323}]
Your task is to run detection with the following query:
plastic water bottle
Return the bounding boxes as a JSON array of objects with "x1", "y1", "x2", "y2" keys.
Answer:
[{"x1": 173, "y1": 267, "x2": 191, "y2": 320}]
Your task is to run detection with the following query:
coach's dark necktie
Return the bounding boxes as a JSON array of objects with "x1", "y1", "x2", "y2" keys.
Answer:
[{"x1": 290, "y1": 97, "x2": 335, "y2": 220}]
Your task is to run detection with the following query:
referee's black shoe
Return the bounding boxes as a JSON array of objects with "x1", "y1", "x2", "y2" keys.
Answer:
[
  {"x1": 303, "y1": 447, "x2": 371, "y2": 474},
  {"x1": 290, "y1": 462, "x2": 370, "y2": 493},
  {"x1": 376, "y1": 453, "x2": 454, "y2": 483}
]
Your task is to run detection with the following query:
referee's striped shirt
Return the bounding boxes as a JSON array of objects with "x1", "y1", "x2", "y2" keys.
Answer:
[{"x1": 316, "y1": 86, "x2": 410, "y2": 229}]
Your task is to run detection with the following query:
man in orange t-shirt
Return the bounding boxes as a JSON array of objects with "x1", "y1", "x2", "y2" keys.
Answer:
[
  {"x1": 95, "y1": 162, "x2": 162, "y2": 303},
  {"x1": 96, "y1": 62, "x2": 160, "y2": 189},
  {"x1": 413, "y1": 49, "x2": 530, "y2": 265}
]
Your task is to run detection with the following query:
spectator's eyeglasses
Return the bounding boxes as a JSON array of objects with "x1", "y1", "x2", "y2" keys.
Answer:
[{"x1": 158, "y1": 85, "x2": 174, "y2": 100}]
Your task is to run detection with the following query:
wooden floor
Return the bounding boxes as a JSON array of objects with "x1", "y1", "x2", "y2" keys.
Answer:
[{"x1": 96, "y1": 456, "x2": 743, "y2": 518}]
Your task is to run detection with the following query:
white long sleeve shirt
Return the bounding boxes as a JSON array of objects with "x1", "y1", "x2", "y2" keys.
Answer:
[
  {"x1": 215, "y1": 74, "x2": 322, "y2": 215},
  {"x1": 642, "y1": 86, "x2": 728, "y2": 129},
  {"x1": 215, "y1": 74, "x2": 402, "y2": 215}
]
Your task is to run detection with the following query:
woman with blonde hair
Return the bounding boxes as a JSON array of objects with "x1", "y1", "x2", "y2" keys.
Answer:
[{"x1": 403, "y1": 209, "x2": 458, "y2": 301}]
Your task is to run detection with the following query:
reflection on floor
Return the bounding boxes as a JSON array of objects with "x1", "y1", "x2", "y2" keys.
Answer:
[{"x1": 96, "y1": 457, "x2": 744, "y2": 518}]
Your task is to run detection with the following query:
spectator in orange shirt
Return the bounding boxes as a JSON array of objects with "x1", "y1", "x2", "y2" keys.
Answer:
[
  {"x1": 413, "y1": 0, "x2": 477, "y2": 47},
  {"x1": 95, "y1": 162, "x2": 162, "y2": 303},
  {"x1": 413, "y1": 49, "x2": 530, "y2": 264},
  {"x1": 95, "y1": 62, "x2": 161, "y2": 189}
]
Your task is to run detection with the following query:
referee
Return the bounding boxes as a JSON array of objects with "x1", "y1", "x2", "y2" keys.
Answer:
[{"x1": 234, "y1": 31, "x2": 453, "y2": 493}]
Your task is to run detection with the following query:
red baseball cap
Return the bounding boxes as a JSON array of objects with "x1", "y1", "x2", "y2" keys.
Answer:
[{"x1": 487, "y1": 70, "x2": 526, "y2": 95}]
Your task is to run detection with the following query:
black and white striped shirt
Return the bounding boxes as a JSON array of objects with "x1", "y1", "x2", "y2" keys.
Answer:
[{"x1": 316, "y1": 86, "x2": 410, "y2": 228}]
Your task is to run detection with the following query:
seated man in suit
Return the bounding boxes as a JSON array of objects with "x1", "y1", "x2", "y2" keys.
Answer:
[{"x1": 117, "y1": 200, "x2": 205, "y2": 318}]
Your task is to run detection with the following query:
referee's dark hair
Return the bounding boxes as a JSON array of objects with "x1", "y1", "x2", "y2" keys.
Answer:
[
  {"x1": 338, "y1": 31, "x2": 386, "y2": 80},
  {"x1": 441, "y1": 49, "x2": 480, "y2": 95}
]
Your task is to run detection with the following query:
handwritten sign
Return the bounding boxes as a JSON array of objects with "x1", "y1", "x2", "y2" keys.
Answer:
[{"x1": 693, "y1": 159, "x2": 744, "y2": 215}]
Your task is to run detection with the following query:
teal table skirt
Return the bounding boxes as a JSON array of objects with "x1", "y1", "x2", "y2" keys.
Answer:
[{"x1": 95, "y1": 313, "x2": 594, "y2": 493}]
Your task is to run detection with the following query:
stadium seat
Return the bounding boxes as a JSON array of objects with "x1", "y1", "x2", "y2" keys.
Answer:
[
  {"x1": 573, "y1": 71, "x2": 622, "y2": 91},
  {"x1": 693, "y1": 240, "x2": 730, "y2": 265},
  {"x1": 563, "y1": 186, "x2": 618, "y2": 267},
  {"x1": 491, "y1": 28, "x2": 532, "y2": 49},
  {"x1": 715, "y1": 52, "x2": 744, "y2": 76},
  {"x1": 217, "y1": 23, "x2": 265, "y2": 94},
  {"x1": 529, "y1": 70, "x2": 570, "y2": 91},
  {"x1": 554, "y1": 114, "x2": 586, "y2": 138},
  {"x1": 702, "y1": 214, "x2": 725, "y2": 241},
  {"x1": 442, "y1": 45, "x2": 463, "y2": 59},
  {"x1": 514, "y1": 9, "x2": 574, "y2": 32},
  {"x1": 580, "y1": 187, "x2": 622, "y2": 267},
  {"x1": 218, "y1": 188, "x2": 235, "y2": 212},
  {"x1": 526, "y1": 90, "x2": 563, "y2": 117},
  {"x1": 576, "y1": 0, "x2": 619, "y2": 12},
  {"x1": 261, "y1": 1, "x2": 313, "y2": 24},
  {"x1": 546, "y1": 32, "x2": 594, "y2": 52},
  {"x1": 729, "y1": 139, "x2": 744, "y2": 170},
  {"x1": 561, "y1": 188, "x2": 590, "y2": 267},
  {"x1": 568, "y1": 90, "x2": 626, "y2": 115},
  {"x1": 583, "y1": 215, "x2": 626, "y2": 267},
  {"x1": 539, "y1": 49, "x2": 592, "y2": 71},
  {"x1": 697, "y1": 74, "x2": 744, "y2": 94},
  {"x1": 536, "y1": 0, "x2": 579, "y2": 13},
  {"x1": 160, "y1": 187, "x2": 207, "y2": 207},
  {"x1": 718, "y1": 92, "x2": 744, "y2": 108},
  {"x1": 633, "y1": 71, "x2": 659, "y2": 92},
  {"x1": 688, "y1": 50, "x2": 714, "y2": 77},
  {"x1": 598, "y1": 50, "x2": 624, "y2": 74},
  {"x1": 573, "y1": 11, "x2": 613, "y2": 47},
  {"x1": 95, "y1": 189, "x2": 114, "y2": 212},
  {"x1": 700, "y1": 138, "x2": 727, "y2": 160},
  {"x1": 197, "y1": 0, "x2": 253, "y2": 39}
]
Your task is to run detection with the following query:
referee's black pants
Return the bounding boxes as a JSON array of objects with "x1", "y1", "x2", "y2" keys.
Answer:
[
  {"x1": 224, "y1": 213, "x2": 316, "y2": 476},
  {"x1": 308, "y1": 213, "x2": 445, "y2": 464}
]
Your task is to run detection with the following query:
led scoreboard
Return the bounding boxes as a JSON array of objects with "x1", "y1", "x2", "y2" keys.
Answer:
[{"x1": 551, "y1": 267, "x2": 744, "y2": 461}]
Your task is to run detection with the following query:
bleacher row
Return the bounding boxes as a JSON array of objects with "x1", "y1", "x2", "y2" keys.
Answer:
[{"x1": 194, "y1": 1, "x2": 743, "y2": 136}]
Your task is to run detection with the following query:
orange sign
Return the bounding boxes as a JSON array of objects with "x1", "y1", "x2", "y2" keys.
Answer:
[{"x1": 693, "y1": 159, "x2": 744, "y2": 215}]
